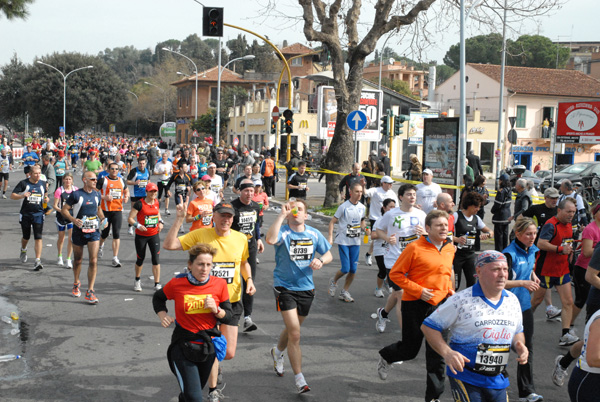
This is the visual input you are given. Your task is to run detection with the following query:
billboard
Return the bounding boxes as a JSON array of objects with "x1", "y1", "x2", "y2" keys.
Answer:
[
  {"x1": 317, "y1": 86, "x2": 383, "y2": 141},
  {"x1": 556, "y1": 100, "x2": 600, "y2": 144},
  {"x1": 422, "y1": 117, "x2": 459, "y2": 185},
  {"x1": 408, "y1": 110, "x2": 440, "y2": 145},
  {"x1": 160, "y1": 122, "x2": 176, "y2": 138}
]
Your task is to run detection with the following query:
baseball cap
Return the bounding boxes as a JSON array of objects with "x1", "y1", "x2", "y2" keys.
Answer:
[
  {"x1": 423, "y1": 168, "x2": 433, "y2": 175},
  {"x1": 201, "y1": 174, "x2": 212, "y2": 181},
  {"x1": 146, "y1": 182, "x2": 158, "y2": 192},
  {"x1": 266, "y1": 152, "x2": 271, "y2": 157},
  {"x1": 381, "y1": 175, "x2": 394, "y2": 184},
  {"x1": 214, "y1": 202, "x2": 235, "y2": 215},
  {"x1": 253, "y1": 179, "x2": 263, "y2": 187},
  {"x1": 544, "y1": 187, "x2": 560, "y2": 198}
]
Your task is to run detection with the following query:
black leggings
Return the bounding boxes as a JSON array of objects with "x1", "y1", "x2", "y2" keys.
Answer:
[
  {"x1": 242, "y1": 244, "x2": 258, "y2": 317},
  {"x1": 168, "y1": 343, "x2": 215, "y2": 402},
  {"x1": 375, "y1": 255, "x2": 387, "y2": 280},
  {"x1": 568, "y1": 366, "x2": 600, "y2": 402},
  {"x1": 101, "y1": 210, "x2": 122, "y2": 240},
  {"x1": 574, "y1": 265, "x2": 591, "y2": 309},
  {"x1": 134, "y1": 234, "x2": 160, "y2": 266},
  {"x1": 517, "y1": 309, "x2": 536, "y2": 398},
  {"x1": 453, "y1": 251, "x2": 476, "y2": 290},
  {"x1": 56, "y1": 176, "x2": 64, "y2": 189}
]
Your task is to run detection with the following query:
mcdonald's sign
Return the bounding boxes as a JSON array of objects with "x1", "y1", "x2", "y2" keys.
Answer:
[{"x1": 299, "y1": 120, "x2": 309, "y2": 129}]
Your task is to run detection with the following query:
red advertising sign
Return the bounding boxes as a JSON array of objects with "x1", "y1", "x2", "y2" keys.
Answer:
[{"x1": 556, "y1": 100, "x2": 600, "y2": 143}]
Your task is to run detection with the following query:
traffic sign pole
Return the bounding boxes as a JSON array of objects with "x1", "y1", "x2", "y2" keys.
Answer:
[{"x1": 346, "y1": 110, "x2": 367, "y2": 164}]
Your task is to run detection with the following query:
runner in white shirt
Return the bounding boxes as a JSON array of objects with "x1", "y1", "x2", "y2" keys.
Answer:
[
  {"x1": 207, "y1": 163, "x2": 224, "y2": 204},
  {"x1": 327, "y1": 182, "x2": 366, "y2": 302},
  {"x1": 373, "y1": 183, "x2": 427, "y2": 332},
  {"x1": 371, "y1": 198, "x2": 397, "y2": 300},
  {"x1": 416, "y1": 168, "x2": 442, "y2": 214},
  {"x1": 154, "y1": 153, "x2": 173, "y2": 215},
  {"x1": 364, "y1": 175, "x2": 399, "y2": 266}
]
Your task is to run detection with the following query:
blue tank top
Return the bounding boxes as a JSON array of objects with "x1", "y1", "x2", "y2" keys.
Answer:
[{"x1": 132, "y1": 167, "x2": 150, "y2": 197}]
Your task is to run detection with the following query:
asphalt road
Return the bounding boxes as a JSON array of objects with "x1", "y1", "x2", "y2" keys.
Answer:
[{"x1": 0, "y1": 170, "x2": 575, "y2": 402}]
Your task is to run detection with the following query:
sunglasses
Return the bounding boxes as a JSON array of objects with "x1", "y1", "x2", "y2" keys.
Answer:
[
  {"x1": 87, "y1": 178, "x2": 97, "y2": 181},
  {"x1": 195, "y1": 187, "x2": 205, "y2": 192}
]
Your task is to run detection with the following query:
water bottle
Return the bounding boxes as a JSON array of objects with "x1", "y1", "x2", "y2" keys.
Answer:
[
  {"x1": 1, "y1": 316, "x2": 11, "y2": 324},
  {"x1": 363, "y1": 225, "x2": 371, "y2": 244},
  {"x1": 0, "y1": 354, "x2": 21, "y2": 362}
]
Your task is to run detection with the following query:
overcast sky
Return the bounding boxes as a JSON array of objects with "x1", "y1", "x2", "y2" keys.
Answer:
[{"x1": 0, "y1": 0, "x2": 595, "y2": 68}]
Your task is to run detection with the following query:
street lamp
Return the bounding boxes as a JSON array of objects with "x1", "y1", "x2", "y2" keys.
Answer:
[
  {"x1": 162, "y1": 48, "x2": 199, "y2": 122},
  {"x1": 36, "y1": 61, "x2": 93, "y2": 136},
  {"x1": 144, "y1": 81, "x2": 167, "y2": 124},
  {"x1": 127, "y1": 91, "x2": 139, "y2": 137},
  {"x1": 216, "y1": 54, "x2": 255, "y2": 145}
]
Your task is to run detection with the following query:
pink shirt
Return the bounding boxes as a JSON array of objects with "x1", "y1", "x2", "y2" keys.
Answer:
[{"x1": 575, "y1": 222, "x2": 600, "y2": 269}]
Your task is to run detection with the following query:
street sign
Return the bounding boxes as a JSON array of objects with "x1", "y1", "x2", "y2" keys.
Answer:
[
  {"x1": 346, "y1": 110, "x2": 367, "y2": 132},
  {"x1": 192, "y1": 130, "x2": 198, "y2": 137},
  {"x1": 233, "y1": 136, "x2": 239, "y2": 147},
  {"x1": 508, "y1": 129, "x2": 517, "y2": 144},
  {"x1": 272, "y1": 106, "x2": 280, "y2": 123}
]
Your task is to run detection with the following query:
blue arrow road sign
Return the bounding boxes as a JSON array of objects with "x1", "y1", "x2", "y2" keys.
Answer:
[{"x1": 346, "y1": 110, "x2": 367, "y2": 132}]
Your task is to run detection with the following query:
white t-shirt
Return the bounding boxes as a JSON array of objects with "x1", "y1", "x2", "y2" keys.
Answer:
[
  {"x1": 0, "y1": 155, "x2": 11, "y2": 173},
  {"x1": 578, "y1": 309, "x2": 600, "y2": 374},
  {"x1": 377, "y1": 207, "x2": 427, "y2": 268},
  {"x1": 416, "y1": 182, "x2": 442, "y2": 214},
  {"x1": 154, "y1": 160, "x2": 173, "y2": 182},
  {"x1": 333, "y1": 200, "x2": 366, "y2": 246},
  {"x1": 372, "y1": 212, "x2": 390, "y2": 257},
  {"x1": 364, "y1": 186, "x2": 399, "y2": 221}
]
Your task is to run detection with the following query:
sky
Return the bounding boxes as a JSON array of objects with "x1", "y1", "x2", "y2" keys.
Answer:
[{"x1": 0, "y1": 0, "x2": 595, "y2": 68}]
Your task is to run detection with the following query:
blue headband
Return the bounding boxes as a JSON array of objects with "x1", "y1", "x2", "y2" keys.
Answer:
[{"x1": 475, "y1": 250, "x2": 507, "y2": 270}]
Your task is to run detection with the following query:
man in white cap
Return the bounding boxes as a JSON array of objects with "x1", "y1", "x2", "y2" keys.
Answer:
[
  {"x1": 416, "y1": 168, "x2": 442, "y2": 214},
  {"x1": 364, "y1": 175, "x2": 398, "y2": 267},
  {"x1": 206, "y1": 163, "x2": 224, "y2": 203}
]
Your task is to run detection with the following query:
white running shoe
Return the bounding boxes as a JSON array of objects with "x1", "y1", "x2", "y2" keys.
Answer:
[
  {"x1": 57, "y1": 256, "x2": 64, "y2": 267},
  {"x1": 339, "y1": 289, "x2": 354, "y2": 302},
  {"x1": 153, "y1": 283, "x2": 162, "y2": 291},
  {"x1": 546, "y1": 305, "x2": 562, "y2": 321},
  {"x1": 66, "y1": 259, "x2": 73, "y2": 269},
  {"x1": 377, "y1": 356, "x2": 390, "y2": 380},
  {"x1": 133, "y1": 280, "x2": 142, "y2": 292},
  {"x1": 270, "y1": 346, "x2": 284, "y2": 376},
  {"x1": 165, "y1": 209, "x2": 171, "y2": 216},
  {"x1": 98, "y1": 245, "x2": 104, "y2": 258},
  {"x1": 552, "y1": 355, "x2": 568, "y2": 386},
  {"x1": 328, "y1": 277, "x2": 337, "y2": 297},
  {"x1": 374, "y1": 288, "x2": 384, "y2": 298},
  {"x1": 112, "y1": 257, "x2": 122, "y2": 267},
  {"x1": 376, "y1": 308, "x2": 390, "y2": 333},
  {"x1": 559, "y1": 330, "x2": 579, "y2": 346},
  {"x1": 19, "y1": 249, "x2": 27, "y2": 264},
  {"x1": 365, "y1": 253, "x2": 373, "y2": 266}
]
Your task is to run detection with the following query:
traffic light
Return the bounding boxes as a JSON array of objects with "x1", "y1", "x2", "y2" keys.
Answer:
[
  {"x1": 283, "y1": 109, "x2": 294, "y2": 134},
  {"x1": 210, "y1": 116, "x2": 216, "y2": 134},
  {"x1": 270, "y1": 120, "x2": 277, "y2": 134},
  {"x1": 203, "y1": 7, "x2": 224, "y2": 37},
  {"x1": 280, "y1": 119, "x2": 285, "y2": 134},
  {"x1": 380, "y1": 113, "x2": 389, "y2": 138},
  {"x1": 394, "y1": 114, "x2": 409, "y2": 136}
]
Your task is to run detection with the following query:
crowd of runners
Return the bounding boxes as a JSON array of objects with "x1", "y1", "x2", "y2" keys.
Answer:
[{"x1": 4, "y1": 134, "x2": 600, "y2": 402}]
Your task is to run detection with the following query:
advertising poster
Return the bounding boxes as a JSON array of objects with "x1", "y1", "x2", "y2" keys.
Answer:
[
  {"x1": 556, "y1": 100, "x2": 600, "y2": 144},
  {"x1": 422, "y1": 118, "x2": 459, "y2": 185},
  {"x1": 159, "y1": 122, "x2": 176, "y2": 137},
  {"x1": 408, "y1": 111, "x2": 439, "y2": 145},
  {"x1": 317, "y1": 86, "x2": 382, "y2": 141}
]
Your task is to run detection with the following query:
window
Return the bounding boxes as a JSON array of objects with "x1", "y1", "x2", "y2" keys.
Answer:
[
  {"x1": 516, "y1": 105, "x2": 526, "y2": 128},
  {"x1": 480, "y1": 142, "x2": 495, "y2": 173},
  {"x1": 178, "y1": 89, "x2": 182, "y2": 108},
  {"x1": 291, "y1": 58, "x2": 303, "y2": 66}
]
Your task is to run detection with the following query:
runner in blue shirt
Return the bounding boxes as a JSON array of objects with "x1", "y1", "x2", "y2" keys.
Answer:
[
  {"x1": 22, "y1": 145, "x2": 40, "y2": 167},
  {"x1": 265, "y1": 199, "x2": 332, "y2": 394}
]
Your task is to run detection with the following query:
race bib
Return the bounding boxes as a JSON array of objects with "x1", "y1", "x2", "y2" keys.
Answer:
[
  {"x1": 176, "y1": 184, "x2": 187, "y2": 192},
  {"x1": 473, "y1": 343, "x2": 510, "y2": 376},
  {"x1": 109, "y1": 188, "x2": 122, "y2": 199},
  {"x1": 82, "y1": 216, "x2": 99, "y2": 233},
  {"x1": 466, "y1": 233, "x2": 476, "y2": 246},
  {"x1": 346, "y1": 224, "x2": 361, "y2": 238},
  {"x1": 202, "y1": 213, "x2": 213, "y2": 226},
  {"x1": 138, "y1": 179, "x2": 148, "y2": 188},
  {"x1": 399, "y1": 234, "x2": 418, "y2": 250},
  {"x1": 145, "y1": 215, "x2": 159, "y2": 228},
  {"x1": 211, "y1": 262, "x2": 235, "y2": 284},
  {"x1": 562, "y1": 238, "x2": 574, "y2": 248},
  {"x1": 298, "y1": 182, "x2": 307, "y2": 191},
  {"x1": 289, "y1": 239, "x2": 314, "y2": 261},
  {"x1": 28, "y1": 193, "x2": 42, "y2": 204},
  {"x1": 238, "y1": 211, "x2": 257, "y2": 235},
  {"x1": 1, "y1": 159, "x2": 9, "y2": 168},
  {"x1": 210, "y1": 183, "x2": 222, "y2": 193},
  {"x1": 56, "y1": 168, "x2": 65, "y2": 176}
]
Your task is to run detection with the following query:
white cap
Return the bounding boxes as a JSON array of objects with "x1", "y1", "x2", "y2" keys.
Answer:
[
  {"x1": 381, "y1": 175, "x2": 394, "y2": 184},
  {"x1": 423, "y1": 168, "x2": 433, "y2": 175}
]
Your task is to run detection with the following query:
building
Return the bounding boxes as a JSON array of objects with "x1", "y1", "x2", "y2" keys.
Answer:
[
  {"x1": 559, "y1": 41, "x2": 600, "y2": 80},
  {"x1": 435, "y1": 63, "x2": 600, "y2": 171},
  {"x1": 362, "y1": 60, "x2": 427, "y2": 97}
]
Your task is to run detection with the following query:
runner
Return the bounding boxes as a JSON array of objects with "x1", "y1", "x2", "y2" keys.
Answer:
[
  {"x1": 152, "y1": 243, "x2": 232, "y2": 402},
  {"x1": 377, "y1": 210, "x2": 455, "y2": 402},
  {"x1": 83, "y1": 151, "x2": 102, "y2": 175},
  {"x1": 205, "y1": 163, "x2": 224, "y2": 204},
  {"x1": 126, "y1": 156, "x2": 150, "y2": 235},
  {"x1": 415, "y1": 168, "x2": 442, "y2": 213},
  {"x1": 252, "y1": 179, "x2": 269, "y2": 230},
  {"x1": 567, "y1": 309, "x2": 600, "y2": 402},
  {"x1": 97, "y1": 162, "x2": 130, "y2": 267},
  {"x1": 421, "y1": 250, "x2": 528, "y2": 402},
  {"x1": 128, "y1": 182, "x2": 164, "y2": 292},
  {"x1": 265, "y1": 199, "x2": 332, "y2": 394},
  {"x1": 163, "y1": 200, "x2": 255, "y2": 402},
  {"x1": 370, "y1": 198, "x2": 397, "y2": 303},
  {"x1": 166, "y1": 162, "x2": 192, "y2": 207},
  {"x1": 363, "y1": 175, "x2": 398, "y2": 268},
  {"x1": 372, "y1": 183, "x2": 426, "y2": 332},
  {"x1": 232, "y1": 164, "x2": 253, "y2": 195},
  {"x1": 53, "y1": 150, "x2": 67, "y2": 189},
  {"x1": 53, "y1": 172, "x2": 78, "y2": 268},
  {"x1": 287, "y1": 161, "x2": 310, "y2": 200},
  {"x1": 327, "y1": 182, "x2": 367, "y2": 302},
  {"x1": 186, "y1": 181, "x2": 214, "y2": 232},
  {"x1": 0, "y1": 147, "x2": 13, "y2": 198},
  {"x1": 11, "y1": 164, "x2": 47, "y2": 270},
  {"x1": 61, "y1": 171, "x2": 107, "y2": 304},
  {"x1": 154, "y1": 152, "x2": 173, "y2": 216}
]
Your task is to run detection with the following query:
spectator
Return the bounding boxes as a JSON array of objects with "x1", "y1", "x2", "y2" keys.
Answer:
[{"x1": 467, "y1": 149, "x2": 483, "y2": 177}]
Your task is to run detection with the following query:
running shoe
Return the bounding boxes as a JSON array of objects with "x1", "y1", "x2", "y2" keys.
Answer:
[
  {"x1": 377, "y1": 356, "x2": 390, "y2": 380},
  {"x1": 112, "y1": 257, "x2": 121, "y2": 268},
  {"x1": 328, "y1": 277, "x2": 337, "y2": 297},
  {"x1": 243, "y1": 316, "x2": 257, "y2": 332},
  {"x1": 376, "y1": 307, "x2": 390, "y2": 333},
  {"x1": 57, "y1": 256, "x2": 64, "y2": 267},
  {"x1": 153, "y1": 283, "x2": 162, "y2": 291},
  {"x1": 208, "y1": 386, "x2": 225, "y2": 402},
  {"x1": 256, "y1": 257, "x2": 260, "y2": 264},
  {"x1": 165, "y1": 209, "x2": 171, "y2": 216},
  {"x1": 558, "y1": 331, "x2": 579, "y2": 347},
  {"x1": 552, "y1": 355, "x2": 568, "y2": 386},
  {"x1": 19, "y1": 249, "x2": 27, "y2": 263},
  {"x1": 339, "y1": 289, "x2": 354, "y2": 302},
  {"x1": 365, "y1": 253, "x2": 372, "y2": 266},
  {"x1": 66, "y1": 259, "x2": 73, "y2": 269},
  {"x1": 2, "y1": 194, "x2": 6, "y2": 199},
  {"x1": 98, "y1": 245, "x2": 104, "y2": 258},
  {"x1": 85, "y1": 289, "x2": 98, "y2": 304},
  {"x1": 270, "y1": 346, "x2": 284, "y2": 376},
  {"x1": 72, "y1": 282, "x2": 81, "y2": 298},
  {"x1": 518, "y1": 393, "x2": 544, "y2": 402},
  {"x1": 33, "y1": 259, "x2": 43, "y2": 271},
  {"x1": 296, "y1": 381, "x2": 310, "y2": 394},
  {"x1": 133, "y1": 280, "x2": 142, "y2": 292},
  {"x1": 128, "y1": 226, "x2": 134, "y2": 236},
  {"x1": 374, "y1": 287, "x2": 384, "y2": 298},
  {"x1": 546, "y1": 305, "x2": 562, "y2": 321}
]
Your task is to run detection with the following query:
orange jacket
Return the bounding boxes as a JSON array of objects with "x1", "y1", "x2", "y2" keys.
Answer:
[{"x1": 389, "y1": 236, "x2": 455, "y2": 305}]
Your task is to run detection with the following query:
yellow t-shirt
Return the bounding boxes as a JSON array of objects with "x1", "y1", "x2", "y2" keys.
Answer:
[{"x1": 179, "y1": 228, "x2": 249, "y2": 303}]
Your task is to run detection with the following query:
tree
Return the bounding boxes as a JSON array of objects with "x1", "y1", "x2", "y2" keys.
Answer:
[
  {"x1": 443, "y1": 33, "x2": 504, "y2": 70},
  {"x1": 508, "y1": 34, "x2": 570, "y2": 68},
  {"x1": 435, "y1": 64, "x2": 456, "y2": 86},
  {"x1": 292, "y1": 0, "x2": 563, "y2": 206},
  {"x1": 98, "y1": 46, "x2": 154, "y2": 85},
  {"x1": 0, "y1": 55, "x2": 28, "y2": 129},
  {"x1": 0, "y1": 0, "x2": 34, "y2": 20},
  {"x1": 380, "y1": 77, "x2": 417, "y2": 99}
]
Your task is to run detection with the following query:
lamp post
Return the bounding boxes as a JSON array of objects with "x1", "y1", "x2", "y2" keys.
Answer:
[
  {"x1": 127, "y1": 91, "x2": 139, "y2": 137},
  {"x1": 378, "y1": 30, "x2": 396, "y2": 91},
  {"x1": 144, "y1": 81, "x2": 167, "y2": 124},
  {"x1": 162, "y1": 48, "x2": 198, "y2": 122},
  {"x1": 36, "y1": 61, "x2": 93, "y2": 136},
  {"x1": 216, "y1": 53, "x2": 255, "y2": 145}
]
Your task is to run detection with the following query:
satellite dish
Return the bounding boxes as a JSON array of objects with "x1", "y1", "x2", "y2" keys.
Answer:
[{"x1": 388, "y1": 58, "x2": 395, "y2": 65}]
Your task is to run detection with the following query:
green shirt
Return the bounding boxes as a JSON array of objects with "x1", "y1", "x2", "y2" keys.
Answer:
[
  {"x1": 466, "y1": 165, "x2": 474, "y2": 181},
  {"x1": 84, "y1": 159, "x2": 102, "y2": 173}
]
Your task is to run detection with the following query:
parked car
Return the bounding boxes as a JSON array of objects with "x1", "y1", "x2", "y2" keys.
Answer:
[
  {"x1": 512, "y1": 169, "x2": 543, "y2": 190},
  {"x1": 539, "y1": 162, "x2": 600, "y2": 196},
  {"x1": 535, "y1": 170, "x2": 553, "y2": 180}
]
